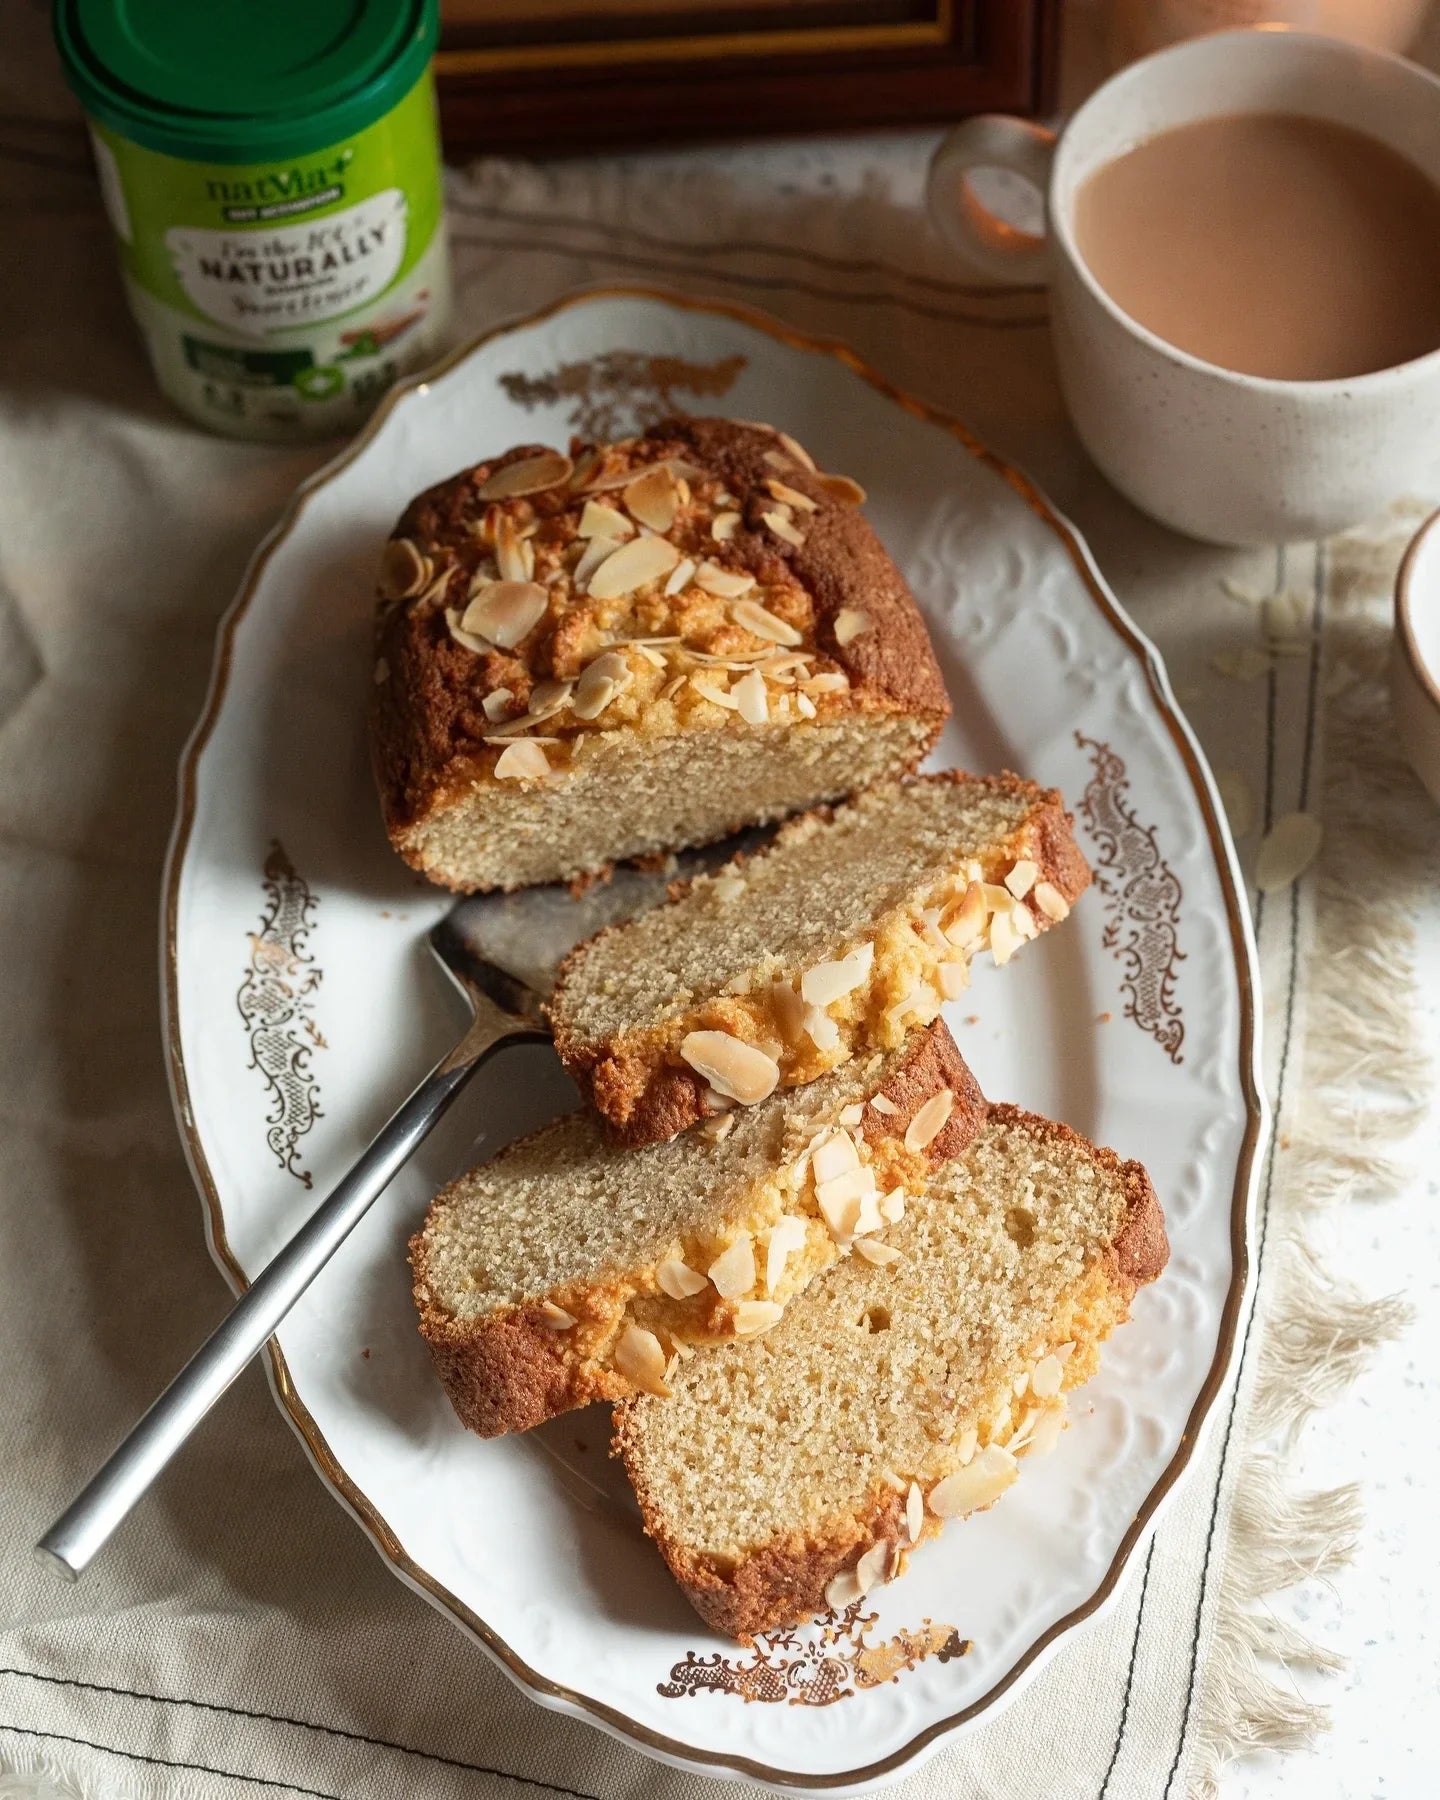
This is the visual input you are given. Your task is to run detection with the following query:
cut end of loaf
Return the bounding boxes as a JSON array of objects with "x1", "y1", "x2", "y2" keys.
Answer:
[{"x1": 614, "y1": 1108, "x2": 1166, "y2": 1640}]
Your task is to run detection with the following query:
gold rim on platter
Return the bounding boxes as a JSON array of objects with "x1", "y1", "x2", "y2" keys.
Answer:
[{"x1": 161, "y1": 282, "x2": 1262, "y2": 1789}]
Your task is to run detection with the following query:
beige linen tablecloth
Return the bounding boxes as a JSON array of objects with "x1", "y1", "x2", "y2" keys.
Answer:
[{"x1": 4, "y1": 12, "x2": 1437, "y2": 1799}]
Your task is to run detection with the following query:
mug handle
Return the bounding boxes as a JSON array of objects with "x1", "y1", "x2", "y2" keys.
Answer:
[{"x1": 926, "y1": 116, "x2": 1057, "y2": 284}]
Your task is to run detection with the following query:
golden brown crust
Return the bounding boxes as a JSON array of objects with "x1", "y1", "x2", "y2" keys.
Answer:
[
  {"x1": 369, "y1": 418, "x2": 948, "y2": 884},
  {"x1": 549, "y1": 770, "x2": 1091, "y2": 1149},
  {"x1": 410, "y1": 1020, "x2": 983, "y2": 1440}
]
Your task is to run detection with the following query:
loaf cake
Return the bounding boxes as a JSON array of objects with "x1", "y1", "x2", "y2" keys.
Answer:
[
  {"x1": 614, "y1": 1106, "x2": 1167, "y2": 1640},
  {"x1": 411, "y1": 1021, "x2": 983, "y2": 1438},
  {"x1": 548, "y1": 771, "x2": 1089, "y2": 1148},
  {"x1": 369, "y1": 417, "x2": 950, "y2": 892}
]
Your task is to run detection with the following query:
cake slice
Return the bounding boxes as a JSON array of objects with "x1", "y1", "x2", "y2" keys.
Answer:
[
  {"x1": 411, "y1": 1022, "x2": 983, "y2": 1439},
  {"x1": 548, "y1": 771, "x2": 1089, "y2": 1148},
  {"x1": 369, "y1": 416, "x2": 950, "y2": 892},
  {"x1": 613, "y1": 1106, "x2": 1166, "y2": 1641}
]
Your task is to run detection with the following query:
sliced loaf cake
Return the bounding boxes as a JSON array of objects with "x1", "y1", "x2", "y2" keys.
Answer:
[
  {"x1": 548, "y1": 771, "x2": 1089, "y2": 1147},
  {"x1": 370, "y1": 417, "x2": 950, "y2": 891},
  {"x1": 411, "y1": 1022, "x2": 982, "y2": 1438},
  {"x1": 613, "y1": 1106, "x2": 1166, "y2": 1640}
]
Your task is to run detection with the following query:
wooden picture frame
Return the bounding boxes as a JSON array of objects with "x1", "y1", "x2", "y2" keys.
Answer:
[{"x1": 435, "y1": 0, "x2": 1060, "y2": 156}]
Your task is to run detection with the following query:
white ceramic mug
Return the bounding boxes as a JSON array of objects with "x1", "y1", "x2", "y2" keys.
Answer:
[{"x1": 927, "y1": 30, "x2": 1440, "y2": 546}]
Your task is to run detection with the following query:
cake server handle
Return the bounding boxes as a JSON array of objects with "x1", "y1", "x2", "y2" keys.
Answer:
[{"x1": 36, "y1": 999, "x2": 544, "y2": 1578}]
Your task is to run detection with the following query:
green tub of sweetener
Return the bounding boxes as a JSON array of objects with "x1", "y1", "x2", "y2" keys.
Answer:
[{"x1": 55, "y1": 0, "x2": 452, "y2": 441}]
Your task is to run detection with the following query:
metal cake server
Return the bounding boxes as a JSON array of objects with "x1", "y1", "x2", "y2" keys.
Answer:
[{"x1": 38, "y1": 829, "x2": 770, "y2": 1577}]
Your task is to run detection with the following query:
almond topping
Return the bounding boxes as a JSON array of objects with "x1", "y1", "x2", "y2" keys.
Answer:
[
  {"x1": 482, "y1": 687, "x2": 514, "y2": 722},
  {"x1": 444, "y1": 608, "x2": 489, "y2": 654},
  {"x1": 462, "y1": 580, "x2": 548, "y2": 649},
  {"x1": 573, "y1": 649, "x2": 633, "y2": 720},
  {"x1": 906, "y1": 1482, "x2": 924, "y2": 1543},
  {"x1": 795, "y1": 692, "x2": 817, "y2": 719},
  {"x1": 878, "y1": 1188, "x2": 906, "y2": 1224},
  {"x1": 613, "y1": 1324, "x2": 670, "y2": 1396},
  {"x1": 942, "y1": 882, "x2": 988, "y2": 948},
  {"x1": 904, "y1": 1089, "x2": 955, "y2": 1152},
  {"x1": 733, "y1": 1299, "x2": 784, "y2": 1336},
  {"x1": 1005, "y1": 860, "x2": 1039, "y2": 899},
  {"x1": 833, "y1": 607, "x2": 872, "y2": 647},
  {"x1": 577, "y1": 499, "x2": 633, "y2": 540},
  {"x1": 802, "y1": 1003, "x2": 840, "y2": 1051},
  {"x1": 622, "y1": 466, "x2": 678, "y2": 532},
  {"x1": 765, "y1": 1216, "x2": 809, "y2": 1293},
  {"x1": 838, "y1": 1103, "x2": 865, "y2": 1128},
  {"x1": 764, "y1": 477, "x2": 819, "y2": 512},
  {"x1": 679, "y1": 1031, "x2": 779, "y2": 1105},
  {"x1": 732, "y1": 598, "x2": 802, "y2": 645},
  {"x1": 803, "y1": 670, "x2": 850, "y2": 694},
  {"x1": 928, "y1": 1445, "x2": 1018, "y2": 1518},
  {"x1": 989, "y1": 907, "x2": 1020, "y2": 966},
  {"x1": 854, "y1": 1540, "x2": 890, "y2": 1594},
  {"x1": 540, "y1": 1301, "x2": 577, "y2": 1329},
  {"x1": 493, "y1": 740, "x2": 551, "y2": 781},
  {"x1": 657, "y1": 1258, "x2": 708, "y2": 1300},
  {"x1": 816, "y1": 1165, "x2": 876, "y2": 1239},
  {"x1": 1029, "y1": 1401, "x2": 1067, "y2": 1457},
  {"x1": 494, "y1": 513, "x2": 530, "y2": 583},
  {"x1": 853, "y1": 1238, "x2": 903, "y2": 1266},
  {"x1": 732, "y1": 668, "x2": 769, "y2": 724},
  {"x1": 869, "y1": 1094, "x2": 899, "y2": 1116},
  {"x1": 816, "y1": 472, "x2": 866, "y2": 506},
  {"x1": 707, "y1": 1235, "x2": 756, "y2": 1299},
  {"x1": 769, "y1": 978, "x2": 807, "y2": 1042},
  {"x1": 695, "y1": 562, "x2": 756, "y2": 599},
  {"x1": 1032, "y1": 881, "x2": 1070, "y2": 922},
  {"x1": 588, "y1": 533, "x2": 681, "y2": 600},
  {"x1": 379, "y1": 536, "x2": 429, "y2": 599},
  {"x1": 582, "y1": 456, "x2": 702, "y2": 494},
  {"x1": 690, "y1": 675, "x2": 740, "y2": 711},
  {"x1": 811, "y1": 1129, "x2": 860, "y2": 1185},
  {"x1": 1030, "y1": 1354, "x2": 1064, "y2": 1399},
  {"x1": 763, "y1": 509, "x2": 806, "y2": 548},
  {"x1": 712, "y1": 510, "x2": 741, "y2": 541},
  {"x1": 825, "y1": 1569, "x2": 862, "y2": 1612},
  {"x1": 800, "y1": 942, "x2": 874, "y2": 1007},
  {"x1": 477, "y1": 449, "x2": 573, "y2": 500},
  {"x1": 664, "y1": 556, "x2": 697, "y2": 597}
]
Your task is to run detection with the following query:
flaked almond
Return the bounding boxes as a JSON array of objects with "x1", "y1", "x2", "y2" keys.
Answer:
[
  {"x1": 462, "y1": 579, "x2": 548, "y2": 649},
  {"x1": 816, "y1": 472, "x2": 866, "y2": 506},
  {"x1": 854, "y1": 1540, "x2": 890, "y2": 1594},
  {"x1": 795, "y1": 692, "x2": 817, "y2": 719},
  {"x1": 928, "y1": 1445, "x2": 1018, "y2": 1518},
  {"x1": 732, "y1": 667, "x2": 769, "y2": 724},
  {"x1": 1005, "y1": 859, "x2": 1039, "y2": 899},
  {"x1": 698, "y1": 1111, "x2": 734, "y2": 1143},
  {"x1": 707, "y1": 1234, "x2": 756, "y2": 1299},
  {"x1": 939, "y1": 886, "x2": 986, "y2": 953},
  {"x1": 588, "y1": 533, "x2": 681, "y2": 600},
  {"x1": 526, "y1": 678, "x2": 573, "y2": 719},
  {"x1": 1029, "y1": 1401, "x2": 1067, "y2": 1457},
  {"x1": 613, "y1": 1323, "x2": 670, "y2": 1396},
  {"x1": 493, "y1": 740, "x2": 550, "y2": 781},
  {"x1": 803, "y1": 670, "x2": 850, "y2": 694},
  {"x1": 1030, "y1": 1354, "x2": 1064, "y2": 1399},
  {"x1": 878, "y1": 1189, "x2": 906, "y2": 1226},
  {"x1": 690, "y1": 675, "x2": 740, "y2": 711},
  {"x1": 816, "y1": 1165, "x2": 876, "y2": 1240},
  {"x1": 578, "y1": 499, "x2": 633, "y2": 540},
  {"x1": 777, "y1": 431, "x2": 817, "y2": 471},
  {"x1": 903, "y1": 1088, "x2": 954, "y2": 1152},
  {"x1": 769, "y1": 978, "x2": 807, "y2": 1042},
  {"x1": 869, "y1": 1093, "x2": 899, "y2": 1116},
  {"x1": 657, "y1": 1257, "x2": 708, "y2": 1300},
  {"x1": 494, "y1": 514, "x2": 531, "y2": 583},
  {"x1": 624, "y1": 467, "x2": 678, "y2": 533},
  {"x1": 936, "y1": 961, "x2": 970, "y2": 1001},
  {"x1": 664, "y1": 555, "x2": 697, "y2": 597},
  {"x1": 582, "y1": 456, "x2": 703, "y2": 494},
  {"x1": 573, "y1": 649, "x2": 633, "y2": 720},
  {"x1": 833, "y1": 607, "x2": 871, "y2": 647},
  {"x1": 477, "y1": 449, "x2": 572, "y2": 500},
  {"x1": 854, "y1": 1238, "x2": 903, "y2": 1267},
  {"x1": 445, "y1": 607, "x2": 489, "y2": 654},
  {"x1": 1256, "y1": 810, "x2": 1323, "y2": 893},
  {"x1": 989, "y1": 907, "x2": 1020, "y2": 966},
  {"x1": 764, "y1": 477, "x2": 818, "y2": 512},
  {"x1": 733, "y1": 1299, "x2": 784, "y2": 1335},
  {"x1": 732, "y1": 597, "x2": 802, "y2": 645},
  {"x1": 379, "y1": 536, "x2": 429, "y2": 599},
  {"x1": 695, "y1": 562, "x2": 756, "y2": 599},
  {"x1": 906, "y1": 1482, "x2": 924, "y2": 1543},
  {"x1": 541, "y1": 1301, "x2": 577, "y2": 1329},
  {"x1": 482, "y1": 687, "x2": 515, "y2": 722},
  {"x1": 763, "y1": 509, "x2": 806, "y2": 548},
  {"x1": 825, "y1": 1569, "x2": 862, "y2": 1612},
  {"x1": 811, "y1": 1129, "x2": 860, "y2": 1185},
  {"x1": 838, "y1": 1102, "x2": 865, "y2": 1128},
  {"x1": 765, "y1": 1215, "x2": 809, "y2": 1293},
  {"x1": 1032, "y1": 881, "x2": 1070, "y2": 922},
  {"x1": 680, "y1": 1031, "x2": 779, "y2": 1105},
  {"x1": 800, "y1": 942, "x2": 874, "y2": 1007},
  {"x1": 711, "y1": 510, "x2": 741, "y2": 541},
  {"x1": 803, "y1": 1003, "x2": 840, "y2": 1051},
  {"x1": 573, "y1": 533, "x2": 621, "y2": 588}
]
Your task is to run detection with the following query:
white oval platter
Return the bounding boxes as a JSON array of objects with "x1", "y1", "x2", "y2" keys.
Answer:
[{"x1": 164, "y1": 287, "x2": 1263, "y2": 1794}]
